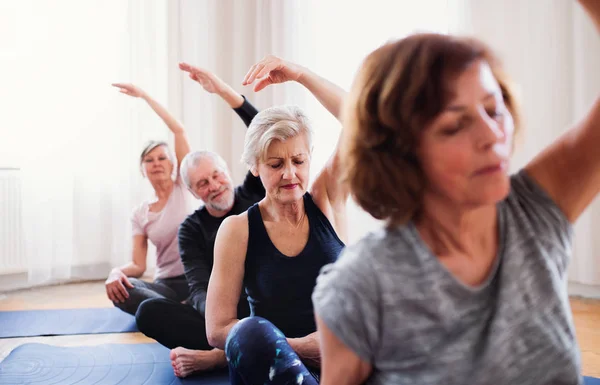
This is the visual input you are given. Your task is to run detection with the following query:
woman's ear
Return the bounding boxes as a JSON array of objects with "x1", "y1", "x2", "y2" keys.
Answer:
[{"x1": 251, "y1": 165, "x2": 259, "y2": 177}]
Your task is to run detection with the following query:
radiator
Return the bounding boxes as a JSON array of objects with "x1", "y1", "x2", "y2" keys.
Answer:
[{"x1": 0, "y1": 168, "x2": 25, "y2": 274}]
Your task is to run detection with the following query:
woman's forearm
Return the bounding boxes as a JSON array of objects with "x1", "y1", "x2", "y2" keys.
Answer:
[
  {"x1": 141, "y1": 93, "x2": 190, "y2": 165},
  {"x1": 208, "y1": 319, "x2": 239, "y2": 349},
  {"x1": 287, "y1": 332, "x2": 321, "y2": 366},
  {"x1": 216, "y1": 83, "x2": 245, "y2": 109},
  {"x1": 297, "y1": 68, "x2": 347, "y2": 120},
  {"x1": 141, "y1": 93, "x2": 185, "y2": 135},
  {"x1": 115, "y1": 262, "x2": 145, "y2": 278},
  {"x1": 579, "y1": 0, "x2": 600, "y2": 32}
]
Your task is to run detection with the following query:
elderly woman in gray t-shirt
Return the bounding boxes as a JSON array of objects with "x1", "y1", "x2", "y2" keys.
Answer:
[{"x1": 312, "y1": 1, "x2": 600, "y2": 384}]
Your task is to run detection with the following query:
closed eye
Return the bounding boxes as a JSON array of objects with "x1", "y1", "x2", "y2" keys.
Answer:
[
  {"x1": 442, "y1": 118, "x2": 468, "y2": 136},
  {"x1": 487, "y1": 109, "x2": 504, "y2": 119}
]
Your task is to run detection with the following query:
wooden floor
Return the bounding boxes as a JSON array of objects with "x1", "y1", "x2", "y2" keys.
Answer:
[
  {"x1": 1, "y1": 281, "x2": 600, "y2": 376},
  {"x1": 0, "y1": 281, "x2": 154, "y2": 363},
  {"x1": 572, "y1": 297, "x2": 600, "y2": 377}
]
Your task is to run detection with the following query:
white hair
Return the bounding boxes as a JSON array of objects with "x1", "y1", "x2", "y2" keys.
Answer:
[
  {"x1": 180, "y1": 150, "x2": 229, "y2": 190},
  {"x1": 240, "y1": 105, "x2": 313, "y2": 170},
  {"x1": 140, "y1": 141, "x2": 177, "y2": 181}
]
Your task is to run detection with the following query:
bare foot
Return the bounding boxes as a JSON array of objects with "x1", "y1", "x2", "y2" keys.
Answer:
[{"x1": 169, "y1": 347, "x2": 226, "y2": 378}]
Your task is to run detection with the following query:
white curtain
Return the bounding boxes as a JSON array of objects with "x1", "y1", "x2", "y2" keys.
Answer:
[
  {"x1": 8, "y1": 0, "x2": 596, "y2": 293},
  {"x1": 168, "y1": 0, "x2": 314, "y2": 184},
  {"x1": 0, "y1": 0, "x2": 172, "y2": 289},
  {"x1": 449, "y1": 0, "x2": 600, "y2": 292},
  {"x1": 170, "y1": 0, "x2": 450, "y2": 244}
]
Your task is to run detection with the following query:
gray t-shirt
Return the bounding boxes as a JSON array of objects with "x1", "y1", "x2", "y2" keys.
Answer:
[{"x1": 312, "y1": 170, "x2": 581, "y2": 385}]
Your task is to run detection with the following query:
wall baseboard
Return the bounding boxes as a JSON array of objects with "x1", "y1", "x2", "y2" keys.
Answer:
[
  {"x1": 2, "y1": 268, "x2": 600, "y2": 302},
  {"x1": 568, "y1": 282, "x2": 600, "y2": 299},
  {"x1": 0, "y1": 264, "x2": 157, "y2": 293},
  {"x1": 0, "y1": 263, "x2": 112, "y2": 293},
  {"x1": 0, "y1": 272, "x2": 29, "y2": 293}
]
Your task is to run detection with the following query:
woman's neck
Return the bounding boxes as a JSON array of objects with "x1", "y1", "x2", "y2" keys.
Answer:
[
  {"x1": 261, "y1": 195, "x2": 306, "y2": 227},
  {"x1": 415, "y1": 194, "x2": 498, "y2": 258},
  {"x1": 151, "y1": 179, "x2": 174, "y2": 201}
]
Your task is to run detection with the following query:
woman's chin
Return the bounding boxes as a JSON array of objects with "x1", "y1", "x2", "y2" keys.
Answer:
[
  {"x1": 274, "y1": 187, "x2": 305, "y2": 203},
  {"x1": 148, "y1": 174, "x2": 170, "y2": 183},
  {"x1": 473, "y1": 177, "x2": 511, "y2": 205}
]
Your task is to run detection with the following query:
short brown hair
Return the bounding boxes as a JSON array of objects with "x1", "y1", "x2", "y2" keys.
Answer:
[{"x1": 341, "y1": 33, "x2": 521, "y2": 227}]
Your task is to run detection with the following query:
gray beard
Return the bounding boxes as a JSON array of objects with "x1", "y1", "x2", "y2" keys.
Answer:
[{"x1": 207, "y1": 193, "x2": 234, "y2": 212}]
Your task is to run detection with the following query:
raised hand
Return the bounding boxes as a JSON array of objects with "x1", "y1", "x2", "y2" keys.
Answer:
[
  {"x1": 179, "y1": 63, "x2": 227, "y2": 94},
  {"x1": 112, "y1": 83, "x2": 146, "y2": 98},
  {"x1": 242, "y1": 55, "x2": 304, "y2": 92}
]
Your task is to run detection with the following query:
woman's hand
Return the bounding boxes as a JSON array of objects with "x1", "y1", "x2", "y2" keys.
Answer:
[
  {"x1": 112, "y1": 83, "x2": 146, "y2": 98},
  {"x1": 105, "y1": 268, "x2": 134, "y2": 303},
  {"x1": 242, "y1": 55, "x2": 304, "y2": 92}
]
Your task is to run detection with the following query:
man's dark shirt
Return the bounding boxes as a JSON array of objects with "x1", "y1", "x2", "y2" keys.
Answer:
[{"x1": 178, "y1": 98, "x2": 264, "y2": 317}]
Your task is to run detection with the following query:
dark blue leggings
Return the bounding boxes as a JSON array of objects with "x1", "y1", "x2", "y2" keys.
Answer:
[{"x1": 225, "y1": 317, "x2": 319, "y2": 385}]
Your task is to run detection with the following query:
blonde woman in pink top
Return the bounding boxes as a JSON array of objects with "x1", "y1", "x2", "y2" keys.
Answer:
[{"x1": 107, "y1": 67, "x2": 245, "y2": 315}]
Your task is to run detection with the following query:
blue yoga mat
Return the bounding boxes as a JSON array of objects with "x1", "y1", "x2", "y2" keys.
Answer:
[
  {"x1": 0, "y1": 343, "x2": 229, "y2": 385},
  {"x1": 0, "y1": 342, "x2": 597, "y2": 385},
  {"x1": 0, "y1": 308, "x2": 138, "y2": 338}
]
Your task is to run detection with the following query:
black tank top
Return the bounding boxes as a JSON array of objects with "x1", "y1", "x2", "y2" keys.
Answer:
[{"x1": 244, "y1": 192, "x2": 344, "y2": 338}]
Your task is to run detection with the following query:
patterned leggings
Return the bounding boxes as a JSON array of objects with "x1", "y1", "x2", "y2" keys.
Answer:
[{"x1": 225, "y1": 317, "x2": 320, "y2": 385}]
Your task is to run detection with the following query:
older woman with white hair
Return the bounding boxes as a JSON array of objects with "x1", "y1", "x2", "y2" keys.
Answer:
[
  {"x1": 106, "y1": 66, "x2": 258, "y2": 316},
  {"x1": 204, "y1": 56, "x2": 348, "y2": 384}
]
